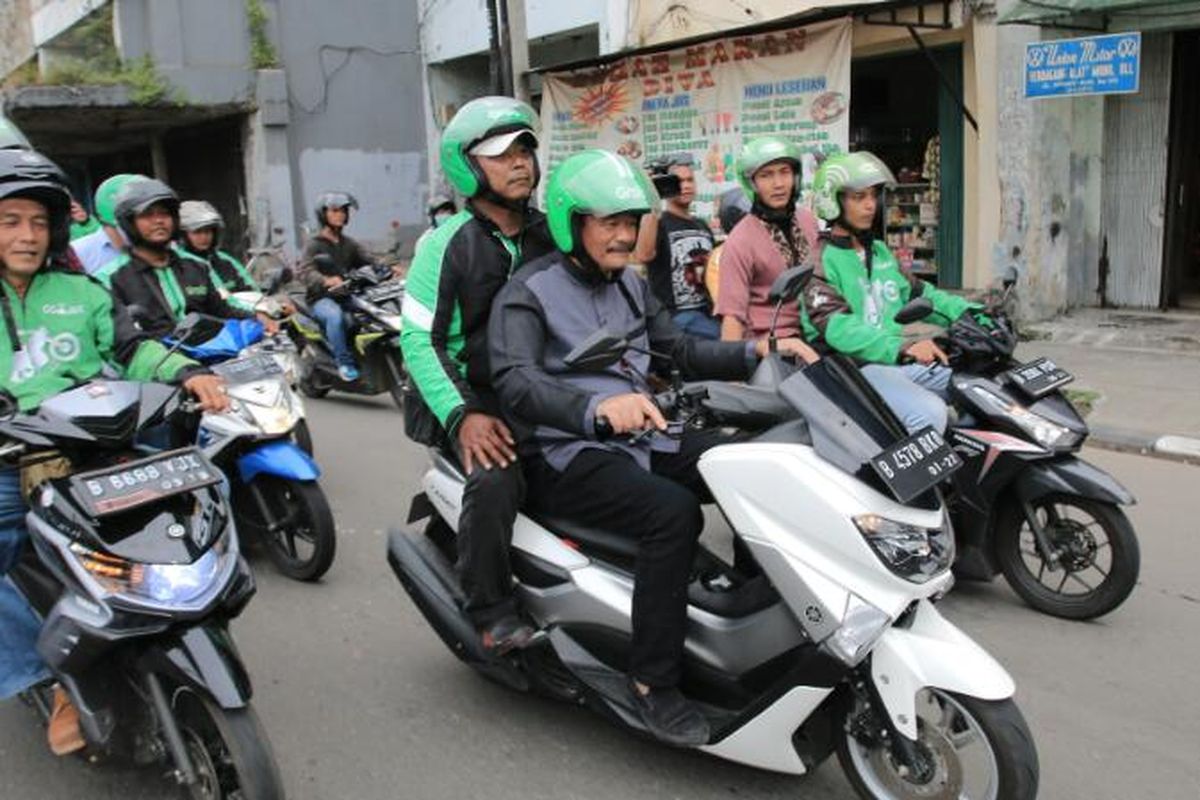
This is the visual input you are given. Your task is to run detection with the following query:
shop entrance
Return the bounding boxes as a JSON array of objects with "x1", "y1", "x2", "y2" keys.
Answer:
[
  {"x1": 850, "y1": 45, "x2": 963, "y2": 287},
  {"x1": 1163, "y1": 28, "x2": 1200, "y2": 310}
]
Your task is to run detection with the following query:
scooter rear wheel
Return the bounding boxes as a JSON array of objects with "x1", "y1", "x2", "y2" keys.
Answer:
[
  {"x1": 172, "y1": 690, "x2": 284, "y2": 800},
  {"x1": 995, "y1": 493, "x2": 1139, "y2": 620},
  {"x1": 837, "y1": 689, "x2": 1038, "y2": 800},
  {"x1": 246, "y1": 476, "x2": 337, "y2": 581}
]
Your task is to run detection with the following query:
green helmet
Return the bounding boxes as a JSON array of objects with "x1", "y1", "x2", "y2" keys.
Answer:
[
  {"x1": 94, "y1": 173, "x2": 143, "y2": 226},
  {"x1": 439, "y1": 96, "x2": 540, "y2": 197},
  {"x1": 736, "y1": 135, "x2": 802, "y2": 200},
  {"x1": 545, "y1": 150, "x2": 659, "y2": 254},
  {"x1": 811, "y1": 151, "x2": 897, "y2": 222}
]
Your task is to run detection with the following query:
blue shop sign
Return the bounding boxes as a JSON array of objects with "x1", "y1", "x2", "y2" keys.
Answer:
[{"x1": 1025, "y1": 32, "x2": 1141, "y2": 99}]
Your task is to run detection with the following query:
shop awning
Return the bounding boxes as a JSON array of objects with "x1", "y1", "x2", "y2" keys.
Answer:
[{"x1": 999, "y1": 1, "x2": 1200, "y2": 32}]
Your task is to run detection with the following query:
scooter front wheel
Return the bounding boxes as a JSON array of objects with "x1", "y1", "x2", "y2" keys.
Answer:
[
  {"x1": 837, "y1": 689, "x2": 1038, "y2": 800},
  {"x1": 172, "y1": 689, "x2": 284, "y2": 800},
  {"x1": 995, "y1": 493, "x2": 1139, "y2": 620},
  {"x1": 246, "y1": 476, "x2": 337, "y2": 581}
]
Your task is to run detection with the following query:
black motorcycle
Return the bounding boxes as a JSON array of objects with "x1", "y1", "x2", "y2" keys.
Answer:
[
  {"x1": 899, "y1": 272, "x2": 1140, "y2": 620},
  {"x1": 2, "y1": 381, "x2": 284, "y2": 799},
  {"x1": 289, "y1": 259, "x2": 406, "y2": 409}
]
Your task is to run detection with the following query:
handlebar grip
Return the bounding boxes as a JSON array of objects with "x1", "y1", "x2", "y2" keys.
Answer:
[{"x1": 593, "y1": 416, "x2": 614, "y2": 441}]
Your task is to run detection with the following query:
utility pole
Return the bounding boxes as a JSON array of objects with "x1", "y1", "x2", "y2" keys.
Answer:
[
  {"x1": 486, "y1": 0, "x2": 505, "y2": 95},
  {"x1": 505, "y1": 0, "x2": 531, "y2": 102},
  {"x1": 486, "y1": 0, "x2": 530, "y2": 99}
]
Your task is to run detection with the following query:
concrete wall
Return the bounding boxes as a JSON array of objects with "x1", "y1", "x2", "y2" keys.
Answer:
[
  {"x1": 273, "y1": 0, "x2": 426, "y2": 251},
  {"x1": 115, "y1": 0, "x2": 256, "y2": 104},
  {"x1": 421, "y1": 0, "x2": 607, "y2": 64}
]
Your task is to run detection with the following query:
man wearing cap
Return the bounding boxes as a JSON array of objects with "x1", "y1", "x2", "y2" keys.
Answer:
[
  {"x1": 401, "y1": 96, "x2": 554, "y2": 653},
  {"x1": 633, "y1": 153, "x2": 720, "y2": 340}
]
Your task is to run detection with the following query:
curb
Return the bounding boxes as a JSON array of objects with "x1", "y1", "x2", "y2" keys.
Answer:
[{"x1": 1088, "y1": 425, "x2": 1200, "y2": 466}]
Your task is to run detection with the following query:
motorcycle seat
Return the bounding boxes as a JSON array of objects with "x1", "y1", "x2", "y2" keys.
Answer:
[{"x1": 526, "y1": 511, "x2": 639, "y2": 564}]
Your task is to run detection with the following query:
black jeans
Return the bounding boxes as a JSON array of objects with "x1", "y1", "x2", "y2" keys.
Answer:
[
  {"x1": 524, "y1": 430, "x2": 727, "y2": 688},
  {"x1": 452, "y1": 440, "x2": 526, "y2": 628}
]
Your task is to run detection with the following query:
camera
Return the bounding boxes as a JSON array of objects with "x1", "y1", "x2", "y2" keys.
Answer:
[{"x1": 646, "y1": 153, "x2": 693, "y2": 199}]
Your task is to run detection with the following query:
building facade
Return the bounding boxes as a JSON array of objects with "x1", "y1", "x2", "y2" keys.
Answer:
[
  {"x1": 419, "y1": 0, "x2": 1200, "y2": 318},
  {"x1": 0, "y1": 0, "x2": 429, "y2": 259}
]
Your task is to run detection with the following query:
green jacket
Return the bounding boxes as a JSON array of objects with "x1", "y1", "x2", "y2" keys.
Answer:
[
  {"x1": 70, "y1": 216, "x2": 101, "y2": 241},
  {"x1": 802, "y1": 237, "x2": 975, "y2": 364},
  {"x1": 1, "y1": 268, "x2": 199, "y2": 412},
  {"x1": 399, "y1": 206, "x2": 553, "y2": 437}
]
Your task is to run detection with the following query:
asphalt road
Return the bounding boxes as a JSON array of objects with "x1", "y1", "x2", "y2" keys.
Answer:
[{"x1": 2, "y1": 393, "x2": 1198, "y2": 800}]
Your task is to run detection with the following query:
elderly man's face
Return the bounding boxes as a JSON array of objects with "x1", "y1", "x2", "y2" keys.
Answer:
[{"x1": 579, "y1": 213, "x2": 639, "y2": 272}]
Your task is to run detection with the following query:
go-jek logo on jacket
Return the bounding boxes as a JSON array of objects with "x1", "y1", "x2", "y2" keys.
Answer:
[{"x1": 9, "y1": 327, "x2": 83, "y2": 384}]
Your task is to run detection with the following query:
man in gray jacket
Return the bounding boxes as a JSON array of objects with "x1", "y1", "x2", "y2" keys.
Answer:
[{"x1": 489, "y1": 150, "x2": 814, "y2": 748}]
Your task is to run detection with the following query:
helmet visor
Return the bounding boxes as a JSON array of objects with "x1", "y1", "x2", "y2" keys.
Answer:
[
  {"x1": 469, "y1": 129, "x2": 539, "y2": 157},
  {"x1": 558, "y1": 153, "x2": 659, "y2": 218}
]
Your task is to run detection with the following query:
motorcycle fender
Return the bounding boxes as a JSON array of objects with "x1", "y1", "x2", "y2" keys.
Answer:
[
  {"x1": 138, "y1": 625, "x2": 252, "y2": 710},
  {"x1": 871, "y1": 600, "x2": 1014, "y2": 740},
  {"x1": 237, "y1": 440, "x2": 321, "y2": 483},
  {"x1": 1014, "y1": 456, "x2": 1135, "y2": 507}
]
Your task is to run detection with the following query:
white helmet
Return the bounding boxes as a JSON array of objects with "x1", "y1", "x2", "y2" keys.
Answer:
[{"x1": 179, "y1": 200, "x2": 223, "y2": 233}]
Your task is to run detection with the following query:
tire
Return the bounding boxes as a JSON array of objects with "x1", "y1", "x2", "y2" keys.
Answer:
[
  {"x1": 245, "y1": 476, "x2": 337, "y2": 581},
  {"x1": 837, "y1": 689, "x2": 1039, "y2": 800},
  {"x1": 292, "y1": 418, "x2": 314, "y2": 456},
  {"x1": 172, "y1": 690, "x2": 284, "y2": 800},
  {"x1": 995, "y1": 493, "x2": 1139, "y2": 620},
  {"x1": 297, "y1": 346, "x2": 330, "y2": 399}
]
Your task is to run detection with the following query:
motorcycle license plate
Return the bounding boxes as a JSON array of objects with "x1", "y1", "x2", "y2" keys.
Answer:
[
  {"x1": 212, "y1": 354, "x2": 282, "y2": 384},
  {"x1": 1005, "y1": 357, "x2": 1074, "y2": 398},
  {"x1": 869, "y1": 427, "x2": 962, "y2": 503},
  {"x1": 71, "y1": 448, "x2": 221, "y2": 517}
]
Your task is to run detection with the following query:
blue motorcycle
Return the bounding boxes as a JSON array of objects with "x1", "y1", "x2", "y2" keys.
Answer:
[{"x1": 170, "y1": 316, "x2": 336, "y2": 581}]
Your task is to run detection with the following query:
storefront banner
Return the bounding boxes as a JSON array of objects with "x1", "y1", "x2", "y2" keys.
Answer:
[
  {"x1": 628, "y1": 1, "x2": 891, "y2": 48},
  {"x1": 1024, "y1": 32, "x2": 1141, "y2": 98},
  {"x1": 539, "y1": 18, "x2": 852, "y2": 217}
]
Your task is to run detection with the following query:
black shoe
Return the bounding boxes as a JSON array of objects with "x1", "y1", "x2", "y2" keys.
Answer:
[
  {"x1": 480, "y1": 615, "x2": 537, "y2": 655},
  {"x1": 628, "y1": 679, "x2": 711, "y2": 747}
]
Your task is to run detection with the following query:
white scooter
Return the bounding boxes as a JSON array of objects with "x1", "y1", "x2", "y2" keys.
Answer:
[{"x1": 387, "y1": 270, "x2": 1039, "y2": 800}]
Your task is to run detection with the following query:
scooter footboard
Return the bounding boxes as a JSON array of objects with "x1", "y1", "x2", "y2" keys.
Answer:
[{"x1": 870, "y1": 600, "x2": 1014, "y2": 739}]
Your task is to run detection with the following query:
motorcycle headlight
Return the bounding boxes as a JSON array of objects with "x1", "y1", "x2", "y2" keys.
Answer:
[
  {"x1": 68, "y1": 530, "x2": 234, "y2": 610},
  {"x1": 823, "y1": 593, "x2": 891, "y2": 666},
  {"x1": 854, "y1": 513, "x2": 955, "y2": 583},
  {"x1": 970, "y1": 386, "x2": 1076, "y2": 449}
]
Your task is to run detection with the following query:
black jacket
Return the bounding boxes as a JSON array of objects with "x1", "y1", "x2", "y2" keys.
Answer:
[
  {"x1": 297, "y1": 234, "x2": 373, "y2": 303},
  {"x1": 400, "y1": 205, "x2": 555, "y2": 443},
  {"x1": 107, "y1": 250, "x2": 254, "y2": 339},
  {"x1": 489, "y1": 255, "x2": 754, "y2": 469}
]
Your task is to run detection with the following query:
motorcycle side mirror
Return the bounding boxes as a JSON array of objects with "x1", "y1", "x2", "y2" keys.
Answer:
[
  {"x1": 893, "y1": 297, "x2": 935, "y2": 325},
  {"x1": 1002, "y1": 266, "x2": 1019, "y2": 288},
  {"x1": 173, "y1": 313, "x2": 227, "y2": 344},
  {"x1": 768, "y1": 266, "x2": 814, "y2": 305},
  {"x1": 563, "y1": 329, "x2": 629, "y2": 371}
]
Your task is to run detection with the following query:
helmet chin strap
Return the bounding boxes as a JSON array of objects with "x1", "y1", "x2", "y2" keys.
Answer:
[
  {"x1": 478, "y1": 185, "x2": 531, "y2": 213},
  {"x1": 751, "y1": 192, "x2": 797, "y2": 224}
]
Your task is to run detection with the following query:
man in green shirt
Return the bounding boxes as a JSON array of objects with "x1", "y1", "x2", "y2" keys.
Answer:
[
  {"x1": 0, "y1": 148, "x2": 227, "y2": 756},
  {"x1": 802, "y1": 151, "x2": 981, "y2": 434}
]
